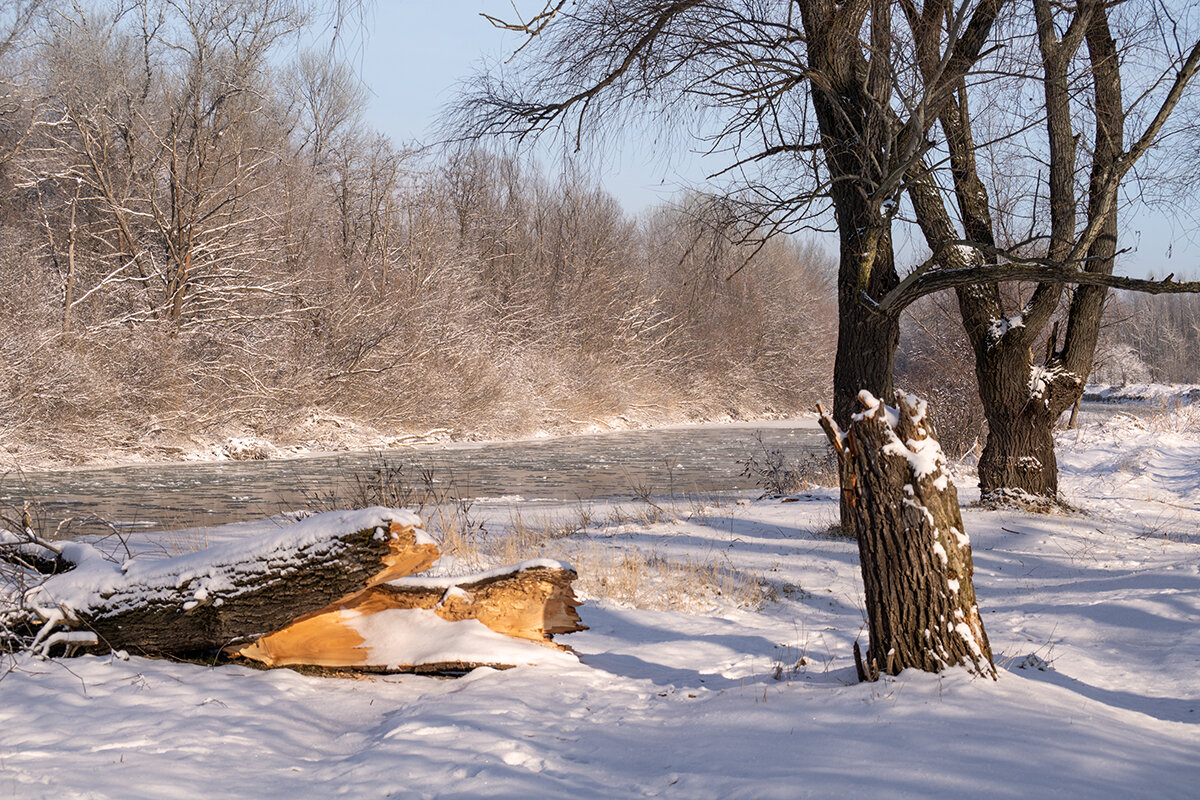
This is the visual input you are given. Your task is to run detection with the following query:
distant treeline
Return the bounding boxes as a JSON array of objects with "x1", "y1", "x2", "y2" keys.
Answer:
[
  {"x1": 1094, "y1": 291, "x2": 1200, "y2": 385},
  {"x1": 0, "y1": 1, "x2": 835, "y2": 463}
]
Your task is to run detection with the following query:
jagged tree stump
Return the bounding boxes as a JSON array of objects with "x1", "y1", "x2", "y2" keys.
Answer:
[{"x1": 820, "y1": 391, "x2": 995, "y2": 680}]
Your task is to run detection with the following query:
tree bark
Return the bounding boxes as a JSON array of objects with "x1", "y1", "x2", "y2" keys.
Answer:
[
  {"x1": 976, "y1": 407, "x2": 1060, "y2": 499},
  {"x1": 17, "y1": 509, "x2": 439, "y2": 658},
  {"x1": 970, "y1": 333, "x2": 1080, "y2": 501},
  {"x1": 820, "y1": 391, "x2": 995, "y2": 680}
]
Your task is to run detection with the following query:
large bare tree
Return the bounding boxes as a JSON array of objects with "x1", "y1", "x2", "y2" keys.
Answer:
[
  {"x1": 895, "y1": 0, "x2": 1200, "y2": 503},
  {"x1": 455, "y1": 0, "x2": 1018, "y2": 678},
  {"x1": 454, "y1": 0, "x2": 1200, "y2": 676}
]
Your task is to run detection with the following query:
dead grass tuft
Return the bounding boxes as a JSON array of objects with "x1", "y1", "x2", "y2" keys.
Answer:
[
  {"x1": 1146, "y1": 400, "x2": 1200, "y2": 435},
  {"x1": 738, "y1": 432, "x2": 838, "y2": 497},
  {"x1": 568, "y1": 543, "x2": 771, "y2": 612}
]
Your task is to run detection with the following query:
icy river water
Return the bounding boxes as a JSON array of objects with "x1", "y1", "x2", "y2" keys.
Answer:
[
  {"x1": 7, "y1": 419, "x2": 827, "y2": 535},
  {"x1": 5, "y1": 400, "x2": 1152, "y2": 536}
]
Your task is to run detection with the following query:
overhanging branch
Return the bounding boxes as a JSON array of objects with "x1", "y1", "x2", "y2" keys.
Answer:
[{"x1": 873, "y1": 251, "x2": 1200, "y2": 316}]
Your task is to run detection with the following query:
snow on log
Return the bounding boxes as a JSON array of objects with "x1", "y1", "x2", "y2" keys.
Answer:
[
  {"x1": 0, "y1": 527, "x2": 71, "y2": 576},
  {"x1": 233, "y1": 561, "x2": 585, "y2": 670},
  {"x1": 819, "y1": 391, "x2": 996, "y2": 680},
  {"x1": 16, "y1": 508, "x2": 439, "y2": 657}
]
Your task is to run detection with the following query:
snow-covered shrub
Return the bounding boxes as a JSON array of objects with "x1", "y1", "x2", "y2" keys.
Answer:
[
  {"x1": 1100, "y1": 289, "x2": 1200, "y2": 384},
  {"x1": 1090, "y1": 343, "x2": 1151, "y2": 385}
]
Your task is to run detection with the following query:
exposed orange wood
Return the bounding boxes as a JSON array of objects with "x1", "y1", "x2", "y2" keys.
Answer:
[
  {"x1": 235, "y1": 610, "x2": 369, "y2": 668},
  {"x1": 368, "y1": 522, "x2": 440, "y2": 586},
  {"x1": 234, "y1": 564, "x2": 585, "y2": 669}
]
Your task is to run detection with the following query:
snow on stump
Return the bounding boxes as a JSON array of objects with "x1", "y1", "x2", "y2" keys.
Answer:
[{"x1": 819, "y1": 391, "x2": 996, "y2": 680}]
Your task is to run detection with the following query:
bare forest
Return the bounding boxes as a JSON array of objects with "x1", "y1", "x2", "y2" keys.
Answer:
[
  {"x1": 1094, "y1": 289, "x2": 1200, "y2": 384},
  {"x1": 0, "y1": 1, "x2": 835, "y2": 466}
]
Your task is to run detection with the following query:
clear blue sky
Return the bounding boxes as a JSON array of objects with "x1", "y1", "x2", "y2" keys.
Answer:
[
  {"x1": 354, "y1": 2, "x2": 1198, "y2": 280},
  {"x1": 355, "y1": 2, "x2": 695, "y2": 211}
]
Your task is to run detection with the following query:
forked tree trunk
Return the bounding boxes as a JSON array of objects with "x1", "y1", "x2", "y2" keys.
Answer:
[
  {"x1": 820, "y1": 391, "x2": 995, "y2": 680},
  {"x1": 906, "y1": 0, "x2": 1133, "y2": 507}
]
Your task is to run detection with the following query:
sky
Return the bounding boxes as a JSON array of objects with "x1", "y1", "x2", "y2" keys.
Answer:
[
  {"x1": 351, "y1": 2, "x2": 1199, "y2": 280},
  {"x1": 354, "y1": 2, "x2": 697, "y2": 210}
]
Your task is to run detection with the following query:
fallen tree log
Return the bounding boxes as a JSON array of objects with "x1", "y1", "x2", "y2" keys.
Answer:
[
  {"x1": 233, "y1": 561, "x2": 586, "y2": 669},
  {"x1": 10, "y1": 508, "x2": 439, "y2": 658}
]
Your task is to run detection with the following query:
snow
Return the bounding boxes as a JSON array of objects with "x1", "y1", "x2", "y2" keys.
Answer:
[
  {"x1": 1029, "y1": 364, "x2": 1080, "y2": 406},
  {"x1": 389, "y1": 559, "x2": 573, "y2": 590},
  {"x1": 1, "y1": 413, "x2": 1199, "y2": 798},
  {"x1": 863, "y1": 390, "x2": 951, "y2": 486},
  {"x1": 988, "y1": 313, "x2": 1023, "y2": 343},
  {"x1": 853, "y1": 389, "x2": 899, "y2": 429},
  {"x1": 10, "y1": 507, "x2": 424, "y2": 621},
  {"x1": 347, "y1": 610, "x2": 573, "y2": 669}
]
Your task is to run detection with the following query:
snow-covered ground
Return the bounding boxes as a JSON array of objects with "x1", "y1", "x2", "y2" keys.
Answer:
[{"x1": 1, "y1": 408, "x2": 1198, "y2": 799}]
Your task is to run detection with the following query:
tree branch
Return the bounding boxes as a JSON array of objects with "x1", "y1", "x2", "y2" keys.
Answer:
[{"x1": 875, "y1": 253, "x2": 1200, "y2": 316}]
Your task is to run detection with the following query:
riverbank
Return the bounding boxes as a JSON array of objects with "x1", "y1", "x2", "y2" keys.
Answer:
[
  {"x1": 1083, "y1": 381, "x2": 1200, "y2": 405},
  {"x1": 10, "y1": 380, "x2": 1196, "y2": 473},
  {"x1": 1, "y1": 395, "x2": 1197, "y2": 798},
  {"x1": 0, "y1": 401, "x2": 817, "y2": 472},
  {"x1": 2, "y1": 417, "x2": 825, "y2": 537}
]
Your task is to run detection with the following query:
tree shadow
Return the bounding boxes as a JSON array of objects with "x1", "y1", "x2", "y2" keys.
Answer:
[{"x1": 1005, "y1": 660, "x2": 1199, "y2": 724}]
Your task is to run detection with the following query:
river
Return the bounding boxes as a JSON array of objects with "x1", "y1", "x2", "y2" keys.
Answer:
[
  {"x1": 4, "y1": 419, "x2": 826, "y2": 535},
  {"x1": 5, "y1": 398, "x2": 1158, "y2": 537}
]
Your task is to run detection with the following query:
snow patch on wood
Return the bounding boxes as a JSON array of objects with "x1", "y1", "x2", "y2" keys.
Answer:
[{"x1": 24, "y1": 507, "x2": 423, "y2": 619}]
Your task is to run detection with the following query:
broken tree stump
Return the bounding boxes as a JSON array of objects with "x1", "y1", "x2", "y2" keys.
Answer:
[
  {"x1": 819, "y1": 391, "x2": 995, "y2": 680},
  {"x1": 234, "y1": 561, "x2": 586, "y2": 669}
]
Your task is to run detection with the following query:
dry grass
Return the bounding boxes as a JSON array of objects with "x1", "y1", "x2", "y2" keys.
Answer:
[
  {"x1": 425, "y1": 493, "x2": 771, "y2": 612},
  {"x1": 567, "y1": 543, "x2": 771, "y2": 612},
  {"x1": 1146, "y1": 401, "x2": 1200, "y2": 435},
  {"x1": 738, "y1": 432, "x2": 838, "y2": 497}
]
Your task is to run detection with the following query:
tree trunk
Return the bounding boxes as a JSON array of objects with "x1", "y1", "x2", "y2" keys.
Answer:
[
  {"x1": 834, "y1": 264, "x2": 899, "y2": 429},
  {"x1": 977, "y1": 410, "x2": 1059, "y2": 500},
  {"x1": 972, "y1": 346, "x2": 1076, "y2": 502},
  {"x1": 234, "y1": 562, "x2": 585, "y2": 669},
  {"x1": 820, "y1": 391, "x2": 995, "y2": 680},
  {"x1": 17, "y1": 509, "x2": 439, "y2": 658}
]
